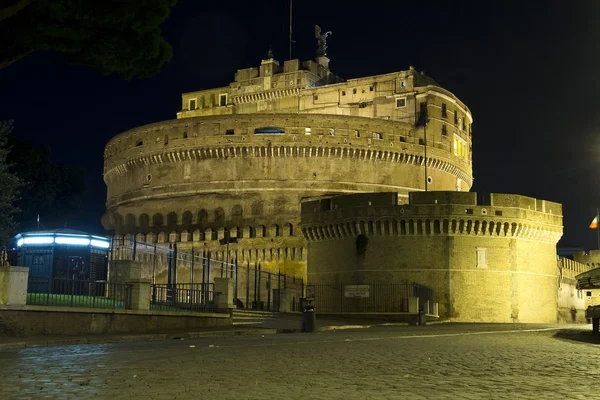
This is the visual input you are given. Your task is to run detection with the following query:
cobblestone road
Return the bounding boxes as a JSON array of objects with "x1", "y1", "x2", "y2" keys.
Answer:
[{"x1": 0, "y1": 324, "x2": 597, "y2": 399}]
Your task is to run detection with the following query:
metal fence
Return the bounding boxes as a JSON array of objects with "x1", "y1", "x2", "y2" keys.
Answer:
[
  {"x1": 111, "y1": 237, "x2": 305, "y2": 311},
  {"x1": 26, "y1": 276, "x2": 132, "y2": 309},
  {"x1": 150, "y1": 283, "x2": 216, "y2": 312},
  {"x1": 307, "y1": 283, "x2": 434, "y2": 314}
]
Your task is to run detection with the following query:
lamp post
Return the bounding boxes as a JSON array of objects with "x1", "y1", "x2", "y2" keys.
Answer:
[{"x1": 219, "y1": 229, "x2": 238, "y2": 276}]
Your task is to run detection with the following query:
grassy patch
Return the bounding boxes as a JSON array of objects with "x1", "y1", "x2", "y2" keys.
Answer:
[{"x1": 26, "y1": 293, "x2": 127, "y2": 309}]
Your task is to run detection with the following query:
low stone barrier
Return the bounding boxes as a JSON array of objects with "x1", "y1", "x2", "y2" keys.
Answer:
[{"x1": 0, "y1": 305, "x2": 231, "y2": 337}]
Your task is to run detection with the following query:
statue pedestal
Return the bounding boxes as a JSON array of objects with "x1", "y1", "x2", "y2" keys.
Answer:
[{"x1": 316, "y1": 56, "x2": 330, "y2": 69}]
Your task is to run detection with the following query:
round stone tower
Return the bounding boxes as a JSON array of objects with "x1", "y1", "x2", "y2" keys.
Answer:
[{"x1": 102, "y1": 55, "x2": 473, "y2": 277}]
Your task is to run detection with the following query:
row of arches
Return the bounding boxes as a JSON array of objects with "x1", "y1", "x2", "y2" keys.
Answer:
[
  {"x1": 116, "y1": 223, "x2": 295, "y2": 243},
  {"x1": 113, "y1": 207, "x2": 293, "y2": 233},
  {"x1": 303, "y1": 218, "x2": 561, "y2": 243}
]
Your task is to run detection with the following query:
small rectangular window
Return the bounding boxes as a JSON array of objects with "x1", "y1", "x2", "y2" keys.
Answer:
[
  {"x1": 305, "y1": 127, "x2": 311, "y2": 135},
  {"x1": 353, "y1": 88, "x2": 357, "y2": 94},
  {"x1": 219, "y1": 94, "x2": 227, "y2": 107},
  {"x1": 225, "y1": 129, "x2": 235, "y2": 135},
  {"x1": 401, "y1": 81, "x2": 406, "y2": 87},
  {"x1": 465, "y1": 208, "x2": 474, "y2": 214},
  {"x1": 342, "y1": 90, "x2": 346, "y2": 96},
  {"x1": 189, "y1": 99, "x2": 196, "y2": 110},
  {"x1": 587, "y1": 291, "x2": 592, "y2": 297},
  {"x1": 373, "y1": 132, "x2": 383, "y2": 140},
  {"x1": 476, "y1": 247, "x2": 488, "y2": 268},
  {"x1": 441, "y1": 103, "x2": 447, "y2": 118},
  {"x1": 395, "y1": 97, "x2": 406, "y2": 108},
  {"x1": 399, "y1": 137, "x2": 406, "y2": 142},
  {"x1": 454, "y1": 111, "x2": 458, "y2": 125},
  {"x1": 495, "y1": 210, "x2": 503, "y2": 216},
  {"x1": 369, "y1": 86, "x2": 374, "y2": 92},
  {"x1": 314, "y1": 94, "x2": 319, "y2": 101},
  {"x1": 441, "y1": 125, "x2": 447, "y2": 136}
]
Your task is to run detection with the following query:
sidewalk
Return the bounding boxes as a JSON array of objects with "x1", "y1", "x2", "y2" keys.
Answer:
[{"x1": 0, "y1": 313, "x2": 446, "y2": 350}]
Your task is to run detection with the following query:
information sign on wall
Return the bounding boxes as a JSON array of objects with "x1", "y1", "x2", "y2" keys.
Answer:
[{"x1": 344, "y1": 285, "x2": 370, "y2": 298}]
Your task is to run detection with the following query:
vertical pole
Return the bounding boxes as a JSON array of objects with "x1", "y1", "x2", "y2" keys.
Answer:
[
  {"x1": 201, "y1": 251, "x2": 206, "y2": 303},
  {"x1": 278, "y1": 269, "x2": 281, "y2": 312},
  {"x1": 246, "y1": 260, "x2": 250, "y2": 309},
  {"x1": 173, "y1": 243, "x2": 178, "y2": 286},
  {"x1": 424, "y1": 114, "x2": 428, "y2": 192},
  {"x1": 253, "y1": 262, "x2": 258, "y2": 305},
  {"x1": 132, "y1": 233, "x2": 137, "y2": 261},
  {"x1": 289, "y1": 0, "x2": 293, "y2": 60},
  {"x1": 167, "y1": 244, "x2": 172, "y2": 286},
  {"x1": 267, "y1": 272, "x2": 271, "y2": 311},
  {"x1": 190, "y1": 248, "x2": 195, "y2": 287},
  {"x1": 258, "y1": 262, "x2": 262, "y2": 306},
  {"x1": 206, "y1": 251, "x2": 211, "y2": 289},
  {"x1": 234, "y1": 258, "x2": 238, "y2": 305},
  {"x1": 152, "y1": 244, "x2": 157, "y2": 285}
]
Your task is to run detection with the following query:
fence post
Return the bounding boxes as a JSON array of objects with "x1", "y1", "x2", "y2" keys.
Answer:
[
  {"x1": 206, "y1": 251, "x2": 211, "y2": 291},
  {"x1": 234, "y1": 258, "x2": 238, "y2": 305},
  {"x1": 253, "y1": 262, "x2": 258, "y2": 305},
  {"x1": 190, "y1": 248, "x2": 195, "y2": 286},
  {"x1": 132, "y1": 234, "x2": 137, "y2": 261},
  {"x1": 267, "y1": 272, "x2": 271, "y2": 311},
  {"x1": 246, "y1": 261, "x2": 250, "y2": 309},
  {"x1": 173, "y1": 243, "x2": 178, "y2": 286},
  {"x1": 258, "y1": 262, "x2": 262, "y2": 306}
]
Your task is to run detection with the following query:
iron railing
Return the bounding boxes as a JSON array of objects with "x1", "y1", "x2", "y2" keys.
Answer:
[
  {"x1": 111, "y1": 236, "x2": 305, "y2": 311},
  {"x1": 150, "y1": 283, "x2": 217, "y2": 312},
  {"x1": 26, "y1": 276, "x2": 132, "y2": 309},
  {"x1": 307, "y1": 283, "x2": 435, "y2": 314}
]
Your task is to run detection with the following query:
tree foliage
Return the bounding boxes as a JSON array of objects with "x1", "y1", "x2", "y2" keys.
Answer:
[
  {"x1": 0, "y1": 120, "x2": 21, "y2": 246},
  {"x1": 7, "y1": 138, "x2": 86, "y2": 232},
  {"x1": 0, "y1": 0, "x2": 178, "y2": 79}
]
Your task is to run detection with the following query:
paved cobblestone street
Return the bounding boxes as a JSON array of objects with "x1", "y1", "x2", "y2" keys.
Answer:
[{"x1": 0, "y1": 324, "x2": 598, "y2": 399}]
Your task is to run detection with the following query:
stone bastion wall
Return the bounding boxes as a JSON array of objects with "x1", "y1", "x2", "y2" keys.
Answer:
[
  {"x1": 101, "y1": 114, "x2": 472, "y2": 275},
  {"x1": 301, "y1": 191, "x2": 564, "y2": 323}
]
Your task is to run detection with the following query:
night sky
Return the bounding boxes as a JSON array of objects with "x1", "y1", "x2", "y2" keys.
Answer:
[{"x1": 1, "y1": 1, "x2": 599, "y2": 249}]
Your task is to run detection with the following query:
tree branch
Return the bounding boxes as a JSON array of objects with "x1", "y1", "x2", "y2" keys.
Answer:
[
  {"x1": 0, "y1": 0, "x2": 32, "y2": 23},
  {"x1": 0, "y1": 47, "x2": 32, "y2": 71}
]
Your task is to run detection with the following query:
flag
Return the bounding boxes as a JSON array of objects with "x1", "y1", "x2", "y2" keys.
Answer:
[{"x1": 590, "y1": 216, "x2": 598, "y2": 229}]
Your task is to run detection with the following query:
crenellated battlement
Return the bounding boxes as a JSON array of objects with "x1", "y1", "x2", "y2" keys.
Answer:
[
  {"x1": 301, "y1": 192, "x2": 563, "y2": 244},
  {"x1": 574, "y1": 250, "x2": 600, "y2": 269}
]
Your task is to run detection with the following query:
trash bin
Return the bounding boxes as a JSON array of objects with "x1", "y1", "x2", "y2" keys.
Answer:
[
  {"x1": 302, "y1": 304, "x2": 316, "y2": 333},
  {"x1": 418, "y1": 308, "x2": 427, "y2": 326}
]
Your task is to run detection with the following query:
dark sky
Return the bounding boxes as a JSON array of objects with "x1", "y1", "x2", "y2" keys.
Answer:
[{"x1": 1, "y1": 0, "x2": 599, "y2": 249}]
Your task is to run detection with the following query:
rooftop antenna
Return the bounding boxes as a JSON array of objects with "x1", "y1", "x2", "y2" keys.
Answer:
[{"x1": 289, "y1": 0, "x2": 295, "y2": 60}]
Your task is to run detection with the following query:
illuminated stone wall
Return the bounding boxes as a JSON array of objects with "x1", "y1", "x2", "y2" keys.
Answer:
[
  {"x1": 557, "y1": 258, "x2": 591, "y2": 323},
  {"x1": 301, "y1": 191, "x2": 564, "y2": 323},
  {"x1": 102, "y1": 57, "x2": 473, "y2": 277}
]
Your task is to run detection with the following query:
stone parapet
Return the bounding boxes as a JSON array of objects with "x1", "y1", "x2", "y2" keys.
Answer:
[{"x1": 0, "y1": 266, "x2": 29, "y2": 306}]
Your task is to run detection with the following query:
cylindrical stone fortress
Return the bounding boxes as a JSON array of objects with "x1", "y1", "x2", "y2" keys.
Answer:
[{"x1": 102, "y1": 54, "x2": 473, "y2": 277}]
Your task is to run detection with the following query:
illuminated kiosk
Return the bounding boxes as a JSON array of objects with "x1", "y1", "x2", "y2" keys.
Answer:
[{"x1": 13, "y1": 229, "x2": 111, "y2": 294}]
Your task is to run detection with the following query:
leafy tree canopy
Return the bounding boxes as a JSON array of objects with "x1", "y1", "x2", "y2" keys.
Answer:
[
  {"x1": 0, "y1": 121, "x2": 20, "y2": 246},
  {"x1": 7, "y1": 137, "x2": 86, "y2": 232},
  {"x1": 0, "y1": 0, "x2": 178, "y2": 79}
]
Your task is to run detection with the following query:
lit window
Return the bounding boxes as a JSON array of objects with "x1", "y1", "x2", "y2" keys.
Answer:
[
  {"x1": 305, "y1": 127, "x2": 311, "y2": 135},
  {"x1": 453, "y1": 136, "x2": 467, "y2": 160},
  {"x1": 395, "y1": 97, "x2": 406, "y2": 108},
  {"x1": 373, "y1": 132, "x2": 383, "y2": 140},
  {"x1": 219, "y1": 94, "x2": 227, "y2": 107},
  {"x1": 189, "y1": 99, "x2": 197, "y2": 110},
  {"x1": 401, "y1": 81, "x2": 406, "y2": 87}
]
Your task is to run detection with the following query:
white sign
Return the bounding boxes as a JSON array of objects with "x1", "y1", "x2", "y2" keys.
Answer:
[{"x1": 345, "y1": 285, "x2": 370, "y2": 298}]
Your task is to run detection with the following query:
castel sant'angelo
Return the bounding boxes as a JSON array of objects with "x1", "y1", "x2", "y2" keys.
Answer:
[{"x1": 103, "y1": 29, "x2": 567, "y2": 322}]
